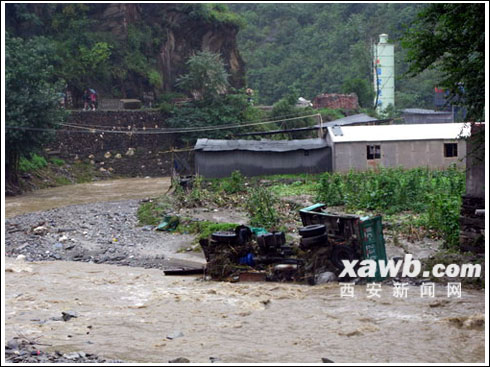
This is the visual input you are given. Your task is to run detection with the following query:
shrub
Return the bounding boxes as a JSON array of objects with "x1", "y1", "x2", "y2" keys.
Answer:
[
  {"x1": 50, "y1": 157, "x2": 65, "y2": 166},
  {"x1": 18, "y1": 154, "x2": 48, "y2": 172},
  {"x1": 221, "y1": 170, "x2": 245, "y2": 194},
  {"x1": 245, "y1": 186, "x2": 280, "y2": 229},
  {"x1": 316, "y1": 167, "x2": 465, "y2": 246}
]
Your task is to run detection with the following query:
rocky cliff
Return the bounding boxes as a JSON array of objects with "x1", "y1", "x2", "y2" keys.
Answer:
[
  {"x1": 94, "y1": 3, "x2": 246, "y2": 94},
  {"x1": 6, "y1": 3, "x2": 246, "y2": 98}
]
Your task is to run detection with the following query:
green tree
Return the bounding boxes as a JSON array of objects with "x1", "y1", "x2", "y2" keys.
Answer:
[
  {"x1": 176, "y1": 50, "x2": 230, "y2": 101},
  {"x1": 341, "y1": 78, "x2": 374, "y2": 108},
  {"x1": 5, "y1": 33, "x2": 66, "y2": 191},
  {"x1": 401, "y1": 3, "x2": 485, "y2": 120},
  {"x1": 231, "y1": 3, "x2": 434, "y2": 105},
  {"x1": 166, "y1": 91, "x2": 260, "y2": 146}
]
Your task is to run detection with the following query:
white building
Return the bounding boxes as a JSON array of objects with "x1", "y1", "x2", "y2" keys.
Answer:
[{"x1": 325, "y1": 123, "x2": 470, "y2": 172}]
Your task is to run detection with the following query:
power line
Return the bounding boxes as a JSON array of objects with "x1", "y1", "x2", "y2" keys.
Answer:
[
  {"x1": 57, "y1": 111, "x2": 321, "y2": 131},
  {"x1": 6, "y1": 114, "x2": 322, "y2": 135}
]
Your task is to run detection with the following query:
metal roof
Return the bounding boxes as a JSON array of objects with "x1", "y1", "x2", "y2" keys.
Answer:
[
  {"x1": 194, "y1": 138, "x2": 328, "y2": 152},
  {"x1": 402, "y1": 108, "x2": 453, "y2": 115},
  {"x1": 316, "y1": 113, "x2": 378, "y2": 128},
  {"x1": 327, "y1": 123, "x2": 471, "y2": 143}
]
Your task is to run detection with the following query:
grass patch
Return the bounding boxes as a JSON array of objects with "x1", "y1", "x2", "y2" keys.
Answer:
[
  {"x1": 54, "y1": 176, "x2": 71, "y2": 186},
  {"x1": 19, "y1": 154, "x2": 48, "y2": 172},
  {"x1": 50, "y1": 157, "x2": 66, "y2": 166},
  {"x1": 176, "y1": 219, "x2": 239, "y2": 241},
  {"x1": 71, "y1": 162, "x2": 96, "y2": 184},
  {"x1": 137, "y1": 198, "x2": 174, "y2": 226},
  {"x1": 270, "y1": 180, "x2": 318, "y2": 196}
]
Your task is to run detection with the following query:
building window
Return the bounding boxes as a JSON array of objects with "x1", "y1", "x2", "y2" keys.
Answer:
[
  {"x1": 367, "y1": 145, "x2": 381, "y2": 160},
  {"x1": 444, "y1": 143, "x2": 458, "y2": 157}
]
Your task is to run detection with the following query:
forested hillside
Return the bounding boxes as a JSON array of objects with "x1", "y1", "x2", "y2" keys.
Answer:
[
  {"x1": 230, "y1": 3, "x2": 442, "y2": 108},
  {"x1": 5, "y1": 3, "x2": 245, "y2": 105}
]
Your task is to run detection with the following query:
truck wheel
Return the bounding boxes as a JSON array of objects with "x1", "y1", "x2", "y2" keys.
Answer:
[
  {"x1": 211, "y1": 231, "x2": 237, "y2": 244},
  {"x1": 300, "y1": 233, "x2": 329, "y2": 249},
  {"x1": 299, "y1": 224, "x2": 326, "y2": 238},
  {"x1": 331, "y1": 245, "x2": 357, "y2": 270}
]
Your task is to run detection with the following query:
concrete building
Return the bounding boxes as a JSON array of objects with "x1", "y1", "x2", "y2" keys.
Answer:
[
  {"x1": 325, "y1": 123, "x2": 470, "y2": 172},
  {"x1": 402, "y1": 108, "x2": 454, "y2": 124},
  {"x1": 194, "y1": 138, "x2": 332, "y2": 178}
]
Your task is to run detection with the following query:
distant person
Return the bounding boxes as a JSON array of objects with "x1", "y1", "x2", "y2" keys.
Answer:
[
  {"x1": 83, "y1": 89, "x2": 90, "y2": 111},
  {"x1": 89, "y1": 88, "x2": 97, "y2": 111}
]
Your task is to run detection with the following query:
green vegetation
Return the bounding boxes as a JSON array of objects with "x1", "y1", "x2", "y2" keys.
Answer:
[
  {"x1": 5, "y1": 33, "x2": 66, "y2": 189},
  {"x1": 72, "y1": 162, "x2": 97, "y2": 184},
  {"x1": 270, "y1": 177, "x2": 319, "y2": 197},
  {"x1": 180, "y1": 3, "x2": 246, "y2": 28},
  {"x1": 136, "y1": 167, "x2": 468, "y2": 259},
  {"x1": 54, "y1": 176, "x2": 71, "y2": 186},
  {"x1": 18, "y1": 154, "x2": 48, "y2": 173},
  {"x1": 166, "y1": 91, "x2": 263, "y2": 145},
  {"x1": 5, "y1": 3, "x2": 243, "y2": 105},
  {"x1": 137, "y1": 198, "x2": 174, "y2": 226},
  {"x1": 245, "y1": 187, "x2": 280, "y2": 229},
  {"x1": 402, "y1": 3, "x2": 484, "y2": 120},
  {"x1": 176, "y1": 50, "x2": 230, "y2": 101},
  {"x1": 231, "y1": 3, "x2": 440, "y2": 108},
  {"x1": 316, "y1": 166, "x2": 465, "y2": 247},
  {"x1": 50, "y1": 157, "x2": 65, "y2": 166},
  {"x1": 221, "y1": 170, "x2": 246, "y2": 194},
  {"x1": 177, "y1": 220, "x2": 240, "y2": 241},
  {"x1": 316, "y1": 108, "x2": 346, "y2": 122}
]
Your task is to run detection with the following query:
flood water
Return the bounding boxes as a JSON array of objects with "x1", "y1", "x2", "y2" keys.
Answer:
[
  {"x1": 3, "y1": 178, "x2": 487, "y2": 363},
  {"x1": 5, "y1": 177, "x2": 170, "y2": 218},
  {"x1": 5, "y1": 258, "x2": 485, "y2": 363}
]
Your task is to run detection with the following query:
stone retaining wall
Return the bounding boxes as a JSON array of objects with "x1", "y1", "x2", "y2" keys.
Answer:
[{"x1": 47, "y1": 111, "x2": 179, "y2": 177}]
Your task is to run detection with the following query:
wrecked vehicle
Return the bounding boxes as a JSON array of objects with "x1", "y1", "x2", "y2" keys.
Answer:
[
  {"x1": 198, "y1": 203, "x2": 387, "y2": 284},
  {"x1": 298, "y1": 203, "x2": 387, "y2": 282}
]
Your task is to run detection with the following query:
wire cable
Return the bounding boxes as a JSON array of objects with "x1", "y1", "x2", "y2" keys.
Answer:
[{"x1": 7, "y1": 114, "x2": 322, "y2": 135}]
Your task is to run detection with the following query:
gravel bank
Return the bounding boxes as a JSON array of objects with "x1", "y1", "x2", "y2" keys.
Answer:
[
  {"x1": 5, "y1": 338, "x2": 124, "y2": 363},
  {"x1": 5, "y1": 199, "x2": 205, "y2": 270}
]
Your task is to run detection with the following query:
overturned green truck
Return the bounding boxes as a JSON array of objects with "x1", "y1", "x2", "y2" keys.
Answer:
[{"x1": 199, "y1": 204, "x2": 387, "y2": 283}]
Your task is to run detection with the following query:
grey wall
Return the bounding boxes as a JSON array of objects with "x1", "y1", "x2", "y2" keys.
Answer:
[
  {"x1": 195, "y1": 148, "x2": 332, "y2": 178},
  {"x1": 403, "y1": 113, "x2": 453, "y2": 124},
  {"x1": 333, "y1": 140, "x2": 466, "y2": 172}
]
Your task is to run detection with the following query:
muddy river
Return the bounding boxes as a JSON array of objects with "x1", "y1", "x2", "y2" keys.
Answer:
[
  {"x1": 5, "y1": 259, "x2": 485, "y2": 363},
  {"x1": 5, "y1": 177, "x2": 170, "y2": 218},
  {"x1": 3, "y1": 178, "x2": 487, "y2": 363}
]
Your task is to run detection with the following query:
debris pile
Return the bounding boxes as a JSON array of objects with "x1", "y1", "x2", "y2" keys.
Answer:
[
  {"x1": 199, "y1": 203, "x2": 387, "y2": 284},
  {"x1": 5, "y1": 338, "x2": 124, "y2": 363}
]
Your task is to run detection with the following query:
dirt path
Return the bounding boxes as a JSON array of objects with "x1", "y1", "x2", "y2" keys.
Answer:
[{"x1": 5, "y1": 177, "x2": 171, "y2": 218}]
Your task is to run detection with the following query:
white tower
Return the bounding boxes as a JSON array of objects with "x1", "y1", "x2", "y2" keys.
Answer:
[{"x1": 373, "y1": 34, "x2": 395, "y2": 113}]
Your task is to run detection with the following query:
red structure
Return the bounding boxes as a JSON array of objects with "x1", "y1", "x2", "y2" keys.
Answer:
[{"x1": 312, "y1": 93, "x2": 359, "y2": 110}]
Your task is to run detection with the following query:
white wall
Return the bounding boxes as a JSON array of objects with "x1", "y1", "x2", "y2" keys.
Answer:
[{"x1": 333, "y1": 140, "x2": 466, "y2": 172}]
